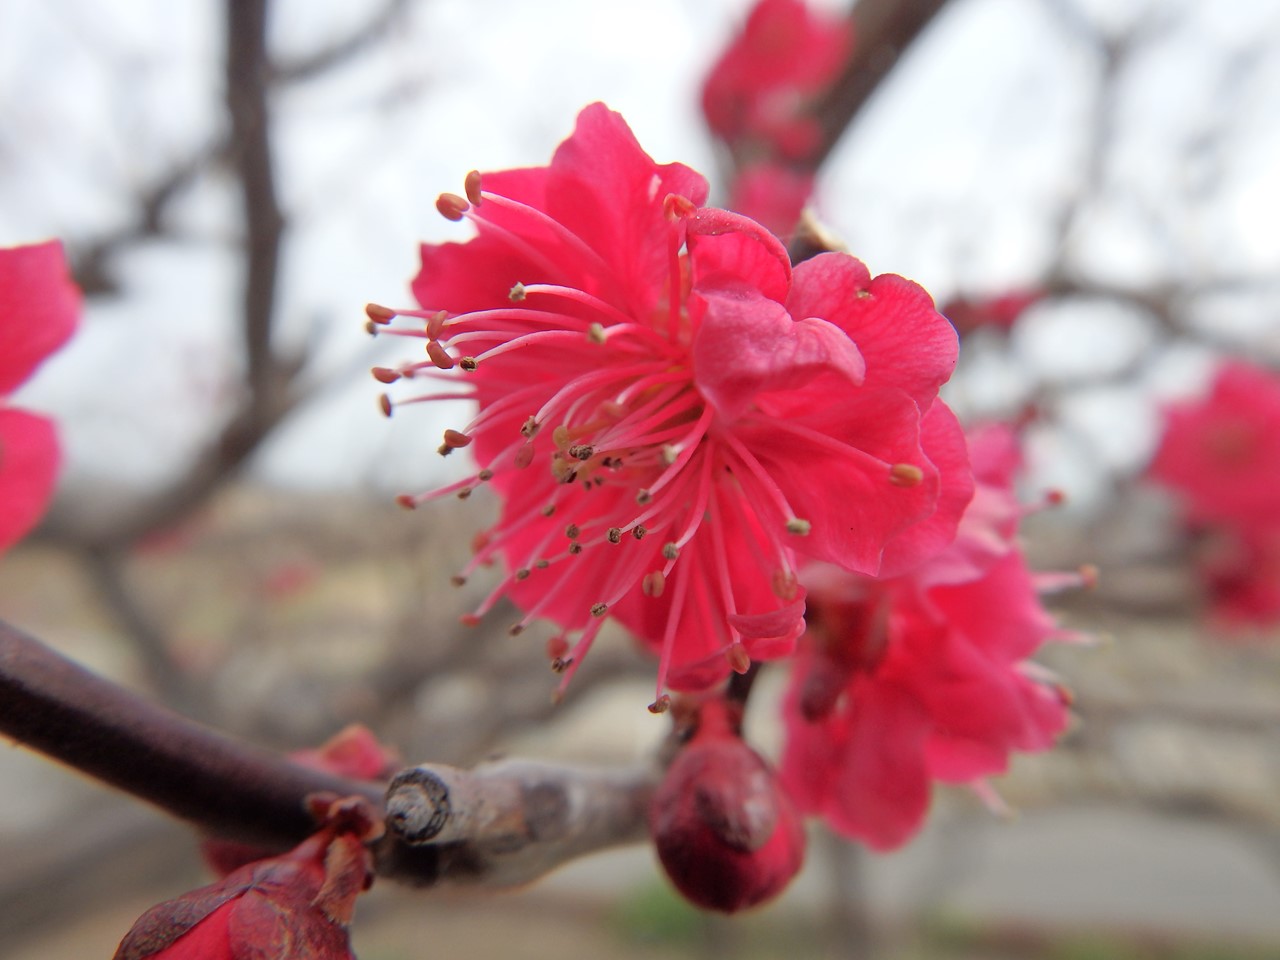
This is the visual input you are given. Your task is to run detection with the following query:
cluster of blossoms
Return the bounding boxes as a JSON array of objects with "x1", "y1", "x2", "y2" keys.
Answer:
[
  {"x1": 0, "y1": 240, "x2": 79, "y2": 557},
  {"x1": 780, "y1": 424, "x2": 1079, "y2": 849},
  {"x1": 1148, "y1": 359, "x2": 1280, "y2": 629},
  {"x1": 375, "y1": 102, "x2": 1073, "y2": 906},
  {"x1": 701, "y1": 0, "x2": 852, "y2": 235}
]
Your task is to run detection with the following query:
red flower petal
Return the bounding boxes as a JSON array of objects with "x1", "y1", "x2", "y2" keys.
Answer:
[
  {"x1": 0, "y1": 240, "x2": 80, "y2": 395},
  {"x1": 0, "y1": 409, "x2": 60, "y2": 554}
]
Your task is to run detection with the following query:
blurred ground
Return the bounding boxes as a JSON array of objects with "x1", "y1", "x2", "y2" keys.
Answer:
[{"x1": 3, "y1": 486, "x2": 1280, "y2": 959}]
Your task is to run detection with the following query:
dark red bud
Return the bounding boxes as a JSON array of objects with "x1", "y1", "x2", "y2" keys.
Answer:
[{"x1": 649, "y1": 701, "x2": 805, "y2": 912}]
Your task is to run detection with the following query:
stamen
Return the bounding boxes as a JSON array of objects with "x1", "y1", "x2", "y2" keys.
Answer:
[
  {"x1": 365, "y1": 303, "x2": 396, "y2": 324},
  {"x1": 436, "y1": 193, "x2": 469, "y2": 221},
  {"x1": 889, "y1": 463, "x2": 924, "y2": 487},
  {"x1": 464, "y1": 170, "x2": 483, "y2": 205},
  {"x1": 427, "y1": 341, "x2": 455, "y2": 370}
]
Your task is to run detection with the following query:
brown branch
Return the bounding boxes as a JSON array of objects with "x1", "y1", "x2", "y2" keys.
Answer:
[
  {"x1": 810, "y1": 0, "x2": 951, "y2": 168},
  {"x1": 226, "y1": 0, "x2": 287, "y2": 404},
  {"x1": 0, "y1": 619, "x2": 371, "y2": 849},
  {"x1": 0, "y1": 619, "x2": 654, "y2": 888},
  {"x1": 271, "y1": 0, "x2": 411, "y2": 84}
]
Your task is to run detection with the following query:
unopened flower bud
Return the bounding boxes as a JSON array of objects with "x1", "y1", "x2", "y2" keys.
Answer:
[{"x1": 649, "y1": 700, "x2": 805, "y2": 912}]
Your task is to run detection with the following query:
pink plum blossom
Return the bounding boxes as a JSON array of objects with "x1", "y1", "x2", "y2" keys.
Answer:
[
  {"x1": 373, "y1": 104, "x2": 970, "y2": 704},
  {"x1": 780, "y1": 424, "x2": 1073, "y2": 850}
]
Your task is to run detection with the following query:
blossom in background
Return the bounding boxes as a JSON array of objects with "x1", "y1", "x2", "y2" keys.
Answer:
[
  {"x1": 940, "y1": 289, "x2": 1042, "y2": 337},
  {"x1": 779, "y1": 424, "x2": 1074, "y2": 850},
  {"x1": 725, "y1": 161, "x2": 816, "y2": 239},
  {"x1": 649, "y1": 697, "x2": 804, "y2": 913},
  {"x1": 702, "y1": 0, "x2": 852, "y2": 163},
  {"x1": 1149, "y1": 359, "x2": 1280, "y2": 531},
  {"x1": 0, "y1": 240, "x2": 79, "y2": 555},
  {"x1": 701, "y1": 0, "x2": 852, "y2": 235},
  {"x1": 372, "y1": 103, "x2": 971, "y2": 705},
  {"x1": 1148, "y1": 359, "x2": 1280, "y2": 628},
  {"x1": 116, "y1": 799, "x2": 378, "y2": 960}
]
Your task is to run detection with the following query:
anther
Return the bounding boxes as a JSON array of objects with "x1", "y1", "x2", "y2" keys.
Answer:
[
  {"x1": 514, "y1": 444, "x2": 535, "y2": 469},
  {"x1": 785, "y1": 517, "x2": 812, "y2": 536},
  {"x1": 663, "y1": 193, "x2": 697, "y2": 220},
  {"x1": 436, "y1": 192, "x2": 469, "y2": 221},
  {"x1": 437, "y1": 443, "x2": 453, "y2": 456},
  {"x1": 459, "y1": 613, "x2": 482, "y2": 627},
  {"x1": 540, "y1": 504, "x2": 556, "y2": 517},
  {"x1": 426, "y1": 310, "x2": 448, "y2": 340},
  {"x1": 509, "y1": 623, "x2": 525, "y2": 636},
  {"x1": 521, "y1": 416, "x2": 540, "y2": 438},
  {"x1": 477, "y1": 469, "x2": 494, "y2": 481},
  {"x1": 565, "y1": 524, "x2": 580, "y2": 539},
  {"x1": 395, "y1": 494, "x2": 417, "y2": 510},
  {"x1": 889, "y1": 463, "x2": 924, "y2": 487},
  {"x1": 607, "y1": 527, "x2": 622, "y2": 544},
  {"x1": 535, "y1": 559, "x2": 550, "y2": 569},
  {"x1": 587, "y1": 322, "x2": 606, "y2": 345},
  {"x1": 450, "y1": 574, "x2": 467, "y2": 587},
  {"x1": 551, "y1": 656, "x2": 573, "y2": 674},
  {"x1": 661, "y1": 444, "x2": 679, "y2": 465},
  {"x1": 459, "y1": 356, "x2": 478, "y2": 371},
  {"x1": 509, "y1": 282, "x2": 526, "y2": 302},
  {"x1": 515, "y1": 568, "x2": 531, "y2": 581},
  {"x1": 647, "y1": 694, "x2": 671, "y2": 714},
  {"x1": 590, "y1": 602, "x2": 608, "y2": 617},
  {"x1": 456, "y1": 487, "x2": 471, "y2": 500},
  {"x1": 365, "y1": 303, "x2": 396, "y2": 324},
  {"x1": 642, "y1": 571, "x2": 666, "y2": 597},
  {"x1": 372, "y1": 366, "x2": 401, "y2": 384},
  {"x1": 636, "y1": 489, "x2": 652, "y2": 505},
  {"x1": 568, "y1": 443, "x2": 594, "y2": 461},
  {"x1": 632, "y1": 526, "x2": 647, "y2": 540},
  {"x1": 443, "y1": 429, "x2": 473, "y2": 449},
  {"x1": 464, "y1": 170, "x2": 483, "y2": 205},
  {"x1": 365, "y1": 321, "x2": 379, "y2": 336},
  {"x1": 427, "y1": 341, "x2": 455, "y2": 369},
  {"x1": 662, "y1": 542, "x2": 680, "y2": 560},
  {"x1": 568, "y1": 543, "x2": 584, "y2": 555},
  {"x1": 726, "y1": 643, "x2": 751, "y2": 675},
  {"x1": 379, "y1": 394, "x2": 393, "y2": 418}
]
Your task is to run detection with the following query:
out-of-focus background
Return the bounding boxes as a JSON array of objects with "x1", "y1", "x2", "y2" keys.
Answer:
[{"x1": 3, "y1": 0, "x2": 1280, "y2": 957}]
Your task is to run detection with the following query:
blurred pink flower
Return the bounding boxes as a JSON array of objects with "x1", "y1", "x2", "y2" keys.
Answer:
[
  {"x1": 0, "y1": 240, "x2": 80, "y2": 555},
  {"x1": 375, "y1": 103, "x2": 970, "y2": 703},
  {"x1": 940, "y1": 290, "x2": 1042, "y2": 336},
  {"x1": 1149, "y1": 359, "x2": 1280, "y2": 531},
  {"x1": 726, "y1": 161, "x2": 815, "y2": 239},
  {"x1": 702, "y1": 0, "x2": 852, "y2": 162},
  {"x1": 780, "y1": 425, "x2": 1073, "y2": 850},
  {"x1": 1196, "y1": 528, "x2": 1280, "y2": 629}
]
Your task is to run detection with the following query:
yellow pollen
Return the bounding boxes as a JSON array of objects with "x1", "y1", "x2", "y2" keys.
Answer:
[
  {"x1": 889, "y1": 463, "x2": 924, "y2": 487},
  {"x1": 587, "y1": 322, "x2": 606, "y2": 344},
  {"x1": 785, "y1": 517, "x2": 812, "y2": 536}
]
